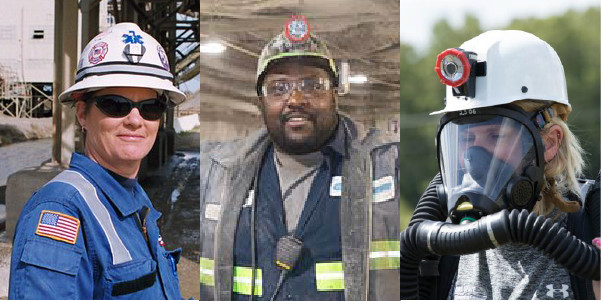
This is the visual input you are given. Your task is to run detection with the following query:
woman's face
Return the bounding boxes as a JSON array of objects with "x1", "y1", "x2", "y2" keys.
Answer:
[
  {"x1": 76, "y1": 87, "x2": 161, "y2": 170},
  {"x1": 458, "y1": 122, "x2": 525, "y2": 169}
]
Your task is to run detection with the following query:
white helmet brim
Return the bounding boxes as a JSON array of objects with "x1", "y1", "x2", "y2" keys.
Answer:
[{"x1": 58, "y1": 73, "x2": 186, "y2": 105}]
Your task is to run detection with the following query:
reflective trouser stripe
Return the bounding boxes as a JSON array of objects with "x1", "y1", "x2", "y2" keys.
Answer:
[
  {"x1": 316, "y1": 262, "x2": 345, "y2": 291},
  {"x1": 232, "y1": 266, "x2": 262, "y2": 296},
  {"x1": 199, "y1": 257, "x2": 215, "y2": 286},
  {"x1": 48, "y1": 170, "x2": 132, "y2": 265},
  {"x1": 369, "y1": 240, "x2": 400, "y2": 269}
]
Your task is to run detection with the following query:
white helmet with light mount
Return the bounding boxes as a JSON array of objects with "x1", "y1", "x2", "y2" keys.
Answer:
[
  {"x1": 432, "y1": 30, "x2": 569, "y2": 115},
  {"x1": 59, "y1": 22, "x2": 186, "y2": 105}
]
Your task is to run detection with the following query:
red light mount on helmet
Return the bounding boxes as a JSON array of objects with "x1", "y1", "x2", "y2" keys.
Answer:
[{"x1": 435, "y1": 48, "x2": 486, "y2": 99}]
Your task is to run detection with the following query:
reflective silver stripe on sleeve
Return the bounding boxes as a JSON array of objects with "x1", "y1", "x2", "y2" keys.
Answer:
[{"x1": 48, "y1": 170, "x2": 132, "y2": 264}]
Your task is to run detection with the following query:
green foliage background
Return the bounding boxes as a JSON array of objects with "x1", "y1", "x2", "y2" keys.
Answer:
[{"x1": 399, "y1": 8, "x2": 601, "y2": 227}]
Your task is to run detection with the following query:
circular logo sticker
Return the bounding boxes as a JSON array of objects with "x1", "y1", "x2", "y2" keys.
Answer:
[
  {"x1": 284, "y1": 15, "x2": 310, "y2": 43},
  {"x1": 157, "y1": 45, "x2": 170, "y2": 70},
  {"x1": 88, "y1": 42, "x2": 108, "y2": 65}
]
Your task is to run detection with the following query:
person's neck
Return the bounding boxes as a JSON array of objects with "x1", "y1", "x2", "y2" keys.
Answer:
[
  {"x1": 274, "y1": 147, "x2": 323, "y2": 169},
  {"x1": 85, "y1": 150, "x2": 139, "y2": 179}
]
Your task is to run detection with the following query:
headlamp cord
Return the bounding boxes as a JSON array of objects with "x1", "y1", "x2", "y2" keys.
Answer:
[{"x1": 249, "y1": 165, "x2": 260, "y2": 301}]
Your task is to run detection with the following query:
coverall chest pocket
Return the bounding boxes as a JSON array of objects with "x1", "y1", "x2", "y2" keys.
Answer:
[
  {"x1": 19, "y1": 238, "x2": 83, "y2": 298},
  {"x1": 157, "y1": 248, "x2": 182, "y2": 299},
  {"x1": 104, "y1": 258, "x2": 159, "y2": 299}
]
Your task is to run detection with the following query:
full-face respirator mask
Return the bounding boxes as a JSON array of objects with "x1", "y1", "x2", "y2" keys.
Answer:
[{"x1": 435, "y1": 106, "x2": 548, "y2": 224}]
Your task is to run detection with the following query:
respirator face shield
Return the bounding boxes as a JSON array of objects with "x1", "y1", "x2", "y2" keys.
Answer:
[{"x1": 436, "y1": 106, "x2": 546, "y2": 223}]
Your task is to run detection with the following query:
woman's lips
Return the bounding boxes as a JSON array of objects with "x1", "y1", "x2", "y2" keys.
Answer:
[{"x1": 117, "y1": 134, "x2": 145, "y2": 141}]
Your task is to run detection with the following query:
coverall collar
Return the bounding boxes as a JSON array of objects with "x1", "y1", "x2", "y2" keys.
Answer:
[{"x1": 69, "y1": 152, "x2": 144, "y2": 217}]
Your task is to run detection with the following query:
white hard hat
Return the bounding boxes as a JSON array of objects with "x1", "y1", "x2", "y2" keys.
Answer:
[
  {"x1": 59, "y1": 22, "x2": 186, "y2": 105},
  {"x1": 431, "y1": 30, "x2": 569, "y2": 115}
]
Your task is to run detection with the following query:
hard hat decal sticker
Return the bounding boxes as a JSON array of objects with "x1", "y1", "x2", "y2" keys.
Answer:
[
  {"x1": 157, "y1": 45, "x2": 170, "y2": 70},
  {"x1": 122, "y1": 30, "x2": 144, "y2": 44},
  {"x1": 88, "y1": 42, "x2": 109, "y2": 65},
  {"x1": 284, "y1": 15, "x2": 311, "y2": 43}
]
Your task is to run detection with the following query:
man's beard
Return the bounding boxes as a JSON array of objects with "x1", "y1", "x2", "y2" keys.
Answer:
[{"x1": 266, "y1": 110, "x2": 338, "y2": 155}]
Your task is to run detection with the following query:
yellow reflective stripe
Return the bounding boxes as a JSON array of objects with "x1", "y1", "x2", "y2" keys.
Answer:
[
  {"x1": 199, "y1": 257, "x2": 215, "y2": 286},
  {"x1": 370, "y1": 240, "x2": 401, "y2": 270},
  {"x1": 232, "y1": 266, "x2": 263, "y2": 296},
  {"x1": 315, "y1": 262, "x2": 345, "y2": 291}
]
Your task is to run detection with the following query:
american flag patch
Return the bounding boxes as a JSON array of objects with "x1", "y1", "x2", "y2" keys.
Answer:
[
  {"x1": 158, "y1": 235, "x2": 165, "y2": 247},
  {"x1": 35, "y1": 210, "x2": 80, "y2": 244}
]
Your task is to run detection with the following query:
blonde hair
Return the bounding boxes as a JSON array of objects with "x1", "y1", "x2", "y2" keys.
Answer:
[{"x1": 513, "y1": 100, "x2": 586, "y2": 216}]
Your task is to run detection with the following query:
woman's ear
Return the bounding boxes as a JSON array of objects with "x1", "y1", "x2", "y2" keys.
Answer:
[
  {"x1": 75, "y1": 101, "x2": 87, "y2": 129},
  {"x1": 543, "y1": 124, "x2": 563, "y2": 163}
]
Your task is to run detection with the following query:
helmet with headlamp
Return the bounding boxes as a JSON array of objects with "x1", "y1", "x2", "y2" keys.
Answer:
[
  {"x1": 432, "y1": 30, "x2": 570, "y2": 224},
  {"x1": 256, "y1": 15, "x2": 338, "y2": 97}
]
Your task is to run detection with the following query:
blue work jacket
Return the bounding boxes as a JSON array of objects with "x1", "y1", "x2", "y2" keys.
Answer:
[{"x1": 8, "y1": 153, "x2": 182, "y2": 299}]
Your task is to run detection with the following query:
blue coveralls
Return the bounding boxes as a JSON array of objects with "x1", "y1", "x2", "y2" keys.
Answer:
[{"x1": 8, "y1": 153, "x2": 182, "y2": 299}]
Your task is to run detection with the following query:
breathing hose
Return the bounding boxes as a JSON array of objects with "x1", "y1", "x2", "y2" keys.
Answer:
[{"x1": 400, "y1": 175, "x2": 601, "y2": 300}]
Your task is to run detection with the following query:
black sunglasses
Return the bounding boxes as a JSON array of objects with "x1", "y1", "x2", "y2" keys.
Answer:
[{"x1": 91, "y1": 94, "x2": 167, "y2": 121}]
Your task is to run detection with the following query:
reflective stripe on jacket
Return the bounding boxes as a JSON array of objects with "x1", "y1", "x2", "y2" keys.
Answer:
[
  {"x1": 199, "y1": 115, "x2": 401, "y2": 300},
  {"x1": 9, "y1": 153, "x2": 182, "y2": 299}
]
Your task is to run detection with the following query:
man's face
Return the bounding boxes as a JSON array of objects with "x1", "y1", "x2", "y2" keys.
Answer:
[{"x1": 259, "y1": 63, "x2": 338, "y2": 154}]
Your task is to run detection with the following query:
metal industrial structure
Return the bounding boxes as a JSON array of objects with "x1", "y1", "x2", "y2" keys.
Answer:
[{"x1": 0, "y1": 0, "x2": 88, "y2": 118}]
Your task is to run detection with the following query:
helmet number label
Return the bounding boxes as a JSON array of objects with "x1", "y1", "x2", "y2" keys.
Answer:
[{"x1": 459, "y1": 109, "x2": 477, "y2": 116}]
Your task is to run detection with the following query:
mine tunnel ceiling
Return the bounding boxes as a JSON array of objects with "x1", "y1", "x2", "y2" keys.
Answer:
[{"x1": 197, "y1": 0, "x2": 400, "y2": 116}]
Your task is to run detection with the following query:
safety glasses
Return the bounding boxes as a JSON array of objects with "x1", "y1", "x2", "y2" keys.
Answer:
[
  {"x1": 91, "y1": 94, "x2": 167, "y2": 121},
  {"x1": 262, "y1": 77, "x2": 332, "y2": 100}
]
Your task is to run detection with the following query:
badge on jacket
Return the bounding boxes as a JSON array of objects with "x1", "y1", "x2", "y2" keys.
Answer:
[
  {"x1": 373, "y1": 176, "x2": 395, "y2": 203},
  {"x1": 35, "y1": 210, "x2": 80, "y2": 244},
  {"x1": 330, "y1": 176, "x2": 342, "y2": 197}
]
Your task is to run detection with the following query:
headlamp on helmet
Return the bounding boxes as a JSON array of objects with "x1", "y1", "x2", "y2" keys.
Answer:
[{"x1": 435, "y1": 48, "x2": 486, "y2": 99}]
